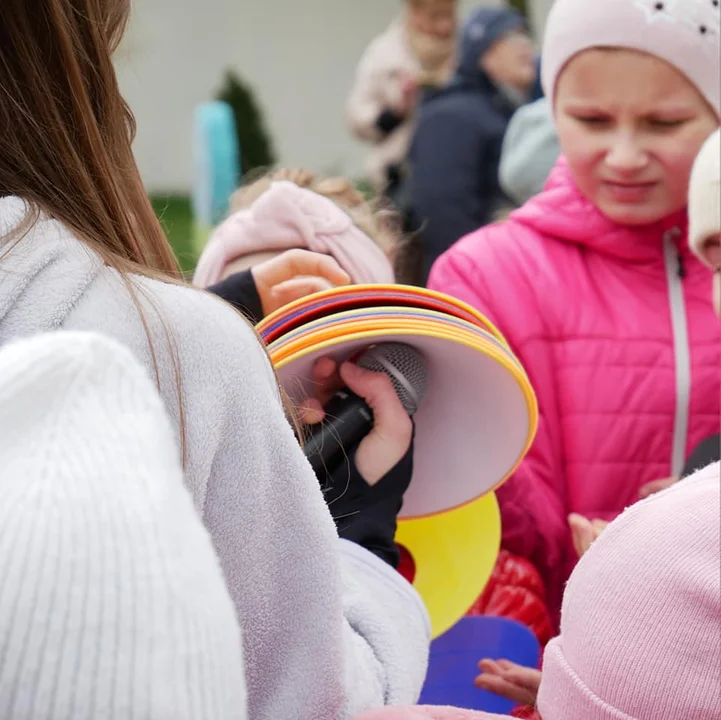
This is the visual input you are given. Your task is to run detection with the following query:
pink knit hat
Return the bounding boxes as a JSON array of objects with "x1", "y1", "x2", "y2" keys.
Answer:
[
  {"x1": 355, "y1": 466, "x2": 720, "y2": 720},
  {"x1": 541, "y1": 0, "x2": 721, "y2": 115},
  {"x1": 192, "y1": 181, "x2": 395, "y2": 287},
  {"x1": 537, "y1": 463, "x2": 721, "y2": 719}
]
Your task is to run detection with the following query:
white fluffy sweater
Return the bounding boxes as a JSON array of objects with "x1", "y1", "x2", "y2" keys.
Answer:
[{"x1": 0, "y1": 197, "x2": 430, "y2": 720}]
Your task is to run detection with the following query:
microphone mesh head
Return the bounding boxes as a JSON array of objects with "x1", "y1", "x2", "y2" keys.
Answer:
[{"x1": 357, "y1": 343, "x2": 428, "y2": 416}]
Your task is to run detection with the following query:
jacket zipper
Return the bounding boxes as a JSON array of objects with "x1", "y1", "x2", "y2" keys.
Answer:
[{"x1": 663, "y1": 228, "x2": 691, "y2": 477}]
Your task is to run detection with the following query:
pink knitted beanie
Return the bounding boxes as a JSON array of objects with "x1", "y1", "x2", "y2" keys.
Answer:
[
  {"x1": 542, "y1": 0, "x2": 721, "y2": 115},
  {"x1": 537, "y1": 463, "x2": 721, "y2": 719},
  {"x1": 354, "y1": 466, "x2": 720, "y2": 719}
]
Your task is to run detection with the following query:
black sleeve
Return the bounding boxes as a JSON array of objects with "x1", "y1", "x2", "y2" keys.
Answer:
[
  {"x1": 376, "y1": 108, "x2": 405, "y2": 136},
  {"x1": 320, "y1": 432, "x2": 414, "y2": 569},
  {"x1": 206, "y1": 270, "x2": 264, "y2": 325},
  {"x1": 681, "y1": 434, "x2": 721, "y2": 479}
]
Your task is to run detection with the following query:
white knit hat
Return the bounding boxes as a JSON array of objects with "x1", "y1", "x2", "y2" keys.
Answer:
[
  {"x1": 0, "y1": 332, "x2": 247, "y2": 719},
  {"x1": 688, "y1": 128, "x2": 721, "y2": 265}
]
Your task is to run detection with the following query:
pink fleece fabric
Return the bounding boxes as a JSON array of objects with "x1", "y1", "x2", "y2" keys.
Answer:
[{"x1": 192, "y1": 181, "x2": 395, "y2": 287}]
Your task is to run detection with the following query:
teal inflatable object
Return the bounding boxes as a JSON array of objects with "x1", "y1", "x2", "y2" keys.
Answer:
[{"x1": 192, "y1": 101, "x2": 241, "y2": 255}]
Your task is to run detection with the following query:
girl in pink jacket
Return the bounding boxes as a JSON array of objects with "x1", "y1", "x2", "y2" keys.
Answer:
[{"x1": 428, "y1": 0, "x2": 721, "y2": 622}]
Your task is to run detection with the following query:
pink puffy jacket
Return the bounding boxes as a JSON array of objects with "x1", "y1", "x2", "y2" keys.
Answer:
[{"x1": 428, "y1": 159, "x2": 721, "y2": 623}]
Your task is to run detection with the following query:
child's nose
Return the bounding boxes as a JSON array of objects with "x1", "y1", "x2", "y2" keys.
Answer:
[{"x1": 605, "y1": 136, "x2": 649, "y2": 174}]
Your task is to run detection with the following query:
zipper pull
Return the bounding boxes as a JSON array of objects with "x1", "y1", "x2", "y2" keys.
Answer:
[
  {"x1": 677, "y1": 252, "x2": 686, "y2": 279},
  {"x1": 663, "y1": 227, "x2": 684, "y2": 279}
]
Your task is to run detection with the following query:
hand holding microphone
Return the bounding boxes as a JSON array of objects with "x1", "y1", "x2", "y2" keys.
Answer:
[
  {"x1": 301, "y1": 344, "x2": 426, "y2": 485},
  {"x1": 301, "y1": 344, "x2": 427, "y2": 568}
]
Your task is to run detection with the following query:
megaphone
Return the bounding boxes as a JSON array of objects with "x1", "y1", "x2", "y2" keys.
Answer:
[
  {"x1": 258, "y1": 284, "x2": 537, "y2": 519},
  {"x1": 257, "y1": 284, "x2": 538, "y2": 637}
]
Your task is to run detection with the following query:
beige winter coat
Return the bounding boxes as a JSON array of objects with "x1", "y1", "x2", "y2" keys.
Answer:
[{"x1": 346, "y1": 19, "x2": 426, "y2": 191}]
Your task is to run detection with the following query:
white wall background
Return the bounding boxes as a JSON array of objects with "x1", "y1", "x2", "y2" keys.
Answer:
[{"x1": 116, "y1": 0, "x2": 508, "y2": 194}]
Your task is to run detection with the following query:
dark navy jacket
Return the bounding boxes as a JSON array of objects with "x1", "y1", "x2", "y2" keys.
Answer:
[{"x1": 407, "y1": 7, "x2": 526, "y2": 282}]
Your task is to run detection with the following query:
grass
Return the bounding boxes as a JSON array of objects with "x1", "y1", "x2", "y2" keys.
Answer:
[{"x1": 150, "y1": 195, "x2": 197, "y2": 274}]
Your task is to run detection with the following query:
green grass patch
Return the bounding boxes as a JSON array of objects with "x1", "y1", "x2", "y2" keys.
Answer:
[{"x1": 151, "y1": 195, "x2": 197, "y2": 274}]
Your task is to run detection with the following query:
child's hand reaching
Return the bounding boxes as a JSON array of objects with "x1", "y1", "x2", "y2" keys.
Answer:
[
  {"x1": 251, "y1": 249, "x2": 350, "y2": 316},
  {"x1": 569, "y1": 514, "x2": 609, "y2": 558},
  {"x1": 474, "y1": 659, "x2": 541, "y2": 705}
]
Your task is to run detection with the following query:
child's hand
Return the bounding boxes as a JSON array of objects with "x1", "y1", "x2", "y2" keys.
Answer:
[
  {"x1": 251, "y1": 249, "x2": 350, "y2": 316},
  {"x1": 569, "y1": 514, "x2": 609, "y2": 558},
  {"x1": 394, "y1": 73, "x2": 419, "y2": 117},
  {"x1": 301, "y1": 356, "x2": 412, "y2": 486},
  {"x1": 638, "y1": 476, "x2": 678, "y2": 499},
  {"x1": 474, "y1": 659, "x2": 541, "y2": 705}
]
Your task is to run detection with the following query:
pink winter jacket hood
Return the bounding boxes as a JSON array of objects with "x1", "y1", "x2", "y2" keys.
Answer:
[{"x1": 429, "y1": 158, "x2": 721, "y2": 623}]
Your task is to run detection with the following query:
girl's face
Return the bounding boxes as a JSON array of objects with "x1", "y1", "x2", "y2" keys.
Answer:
[
  {"x1": 481, "y1": 29, "x2": 536, "y2": 95},
  {"x1": 555, "y1": 49, "x2": 719, "y2": 226},
  {"x1": 407, "y1": 1, "x2": 457, "y2": 39}
]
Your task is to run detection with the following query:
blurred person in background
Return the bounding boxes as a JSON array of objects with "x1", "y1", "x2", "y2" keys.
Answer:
[
  {"x1": 407, "y1": 7, "x2": 536, "y2": 282},
  {"x1": 499, "y1": 96, "x2": 560, "y2": 207},
  {"x1": 346, "y1": 0, "x2": 457, "y2": 198}
]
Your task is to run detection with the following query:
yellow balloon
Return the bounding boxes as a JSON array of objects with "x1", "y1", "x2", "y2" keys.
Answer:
[{"x1": 396, "y1": 493, "x2": 501, "y2": 639}]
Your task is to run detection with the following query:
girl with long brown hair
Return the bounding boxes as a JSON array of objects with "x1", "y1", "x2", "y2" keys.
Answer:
[{"x1": 0, "y1": 1, "x2": 429, "y2": 717}]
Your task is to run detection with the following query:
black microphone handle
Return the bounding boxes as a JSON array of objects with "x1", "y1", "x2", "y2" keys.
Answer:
[{"x1": 305, "y1": 389, "x2": 374, "y2": 477}]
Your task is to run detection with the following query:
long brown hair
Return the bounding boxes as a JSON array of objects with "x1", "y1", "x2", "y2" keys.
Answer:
[
  {"x1": 0, "y1": 0, "x2": 178, "y2": 276},
  {"x1": 0, "y1": 0, "x2": 192, "y2": 458}
]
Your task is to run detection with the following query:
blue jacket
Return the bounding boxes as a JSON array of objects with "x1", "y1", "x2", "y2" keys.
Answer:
[{"x1": 407, "y1": 7, "x2": 525, "y2": 281}]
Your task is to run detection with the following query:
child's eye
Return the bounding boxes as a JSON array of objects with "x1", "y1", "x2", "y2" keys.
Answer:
[
  {"x1": 648, "y1": 118, "x2": 685, "y2": 129},
  {"x1": 575, "y1": 116, "x2": 609, "y2": 126}
]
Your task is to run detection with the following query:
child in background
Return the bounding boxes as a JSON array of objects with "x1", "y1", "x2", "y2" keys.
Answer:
[
  {"x1": 192, "y1": 169, "x2": 413, "y2": 322},
  {"x1": 681, "y1": 128, "x2": 721, "y2": 475},
  {"x1": 428, "y1": 0, "x2": 721, "y2": 622}
]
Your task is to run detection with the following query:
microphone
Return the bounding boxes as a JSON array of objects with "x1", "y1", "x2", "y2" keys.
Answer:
[{"x1": 304, "y1": 343, "x2": 428, "y2": 478}]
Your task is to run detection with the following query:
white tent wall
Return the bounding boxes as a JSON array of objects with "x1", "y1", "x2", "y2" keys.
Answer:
[{"x1": 116, "y1": 0, "x2": 511, "y2": 194}]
